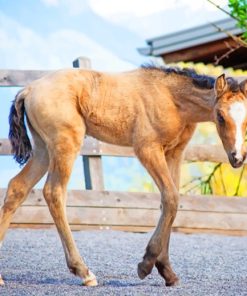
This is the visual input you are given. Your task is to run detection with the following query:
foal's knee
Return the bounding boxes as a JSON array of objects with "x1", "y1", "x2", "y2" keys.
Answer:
[
  {"x1": 161, "y1": 191, "x2": 179, "y2": 219},
  {"x1": 43, "y1": 182, "x2": 52, "y2": 202},
  {"x1": 3, "y1": 178, "x2": 26, "y2": 212},
  {"x1": 43, "y1": 182, "x2": 62, "y2": 202}
]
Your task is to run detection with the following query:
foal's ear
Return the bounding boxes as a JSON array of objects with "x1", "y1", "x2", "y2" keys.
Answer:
[
  {"x1": 215, "y1": 74, "x2": 228, "y2": 97},
  {"x1": 240, "y1": 79, "x2": 247, "y2": 97}
]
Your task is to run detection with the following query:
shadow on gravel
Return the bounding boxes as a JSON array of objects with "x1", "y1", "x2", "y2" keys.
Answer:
[
  {"x1": 103, "y1": 279, "x2": 161, "y2": 288},
  {"x1": 4, "y1": 275, "x2": 78, "y2": 287}
]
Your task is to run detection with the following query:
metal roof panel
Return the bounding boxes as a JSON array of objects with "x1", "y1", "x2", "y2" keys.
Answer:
[
  {"x1": 151, "y1": 27, "x2": 242, "y2": 56},
  {"x1": 140, "y1": 18, "x2": 244, "y2": 57},
  {"x1": 146, "y1": 18, "x2": 237, "y2": 44},
  {"x1": 151, "y1": 23, "x2": 241, "y2": 49}
]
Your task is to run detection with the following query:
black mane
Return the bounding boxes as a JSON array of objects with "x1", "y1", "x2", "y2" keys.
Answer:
[{"x1": 141, "y1": 64, "x2": 216, "y2": 89}]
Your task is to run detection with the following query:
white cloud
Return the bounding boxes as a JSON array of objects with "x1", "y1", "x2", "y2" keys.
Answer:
[
  {"x1": 0, "y1": 12, "x2": 134, "y2": 71},
  {"x1": 41, "y1": 0, "x2": 59, "y2": 6},
  {"x1": 41, "y1": 0, "x2": 88, "y2": 15},
  {"x1": 90, "y1": 0, "x2": 177, "y2": 19},
  {"x1": 89, "y1": 0, "x2": 228, "y2": 19},
  {"x1": 89, "y1": 0, "x2": 229, "y2": 38}
]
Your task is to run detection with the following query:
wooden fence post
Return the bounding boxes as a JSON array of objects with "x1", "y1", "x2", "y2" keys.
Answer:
[{"x1": 72, "y1": 57, "x2": 104, "y2": 190}]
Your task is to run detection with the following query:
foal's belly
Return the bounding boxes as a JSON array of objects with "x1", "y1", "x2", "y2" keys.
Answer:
[
  {"x1": 86, "y1": 125, "x2": 132, "y2": 146},
  {"x1": 85, "y1": 115, "x2": 133, "y2": 146}
]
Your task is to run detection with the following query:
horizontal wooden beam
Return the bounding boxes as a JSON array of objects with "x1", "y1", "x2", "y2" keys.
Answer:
[
  {"x1": 8, "y1": 202, "x2": 247, "y2": 231},
  {"x1": 1, "y1": 189, "x2": 246, "y2": 213},
  {"x1": 0, "y1": 70, "x2": 51, "y2": 87},
  {"x1": 184, "y1": 144, "x2": 229, "y2": 163},
  {"x1": 1, "y1": 189, "x2": 247, "y2": 233},
  {"x1": 0, "y1": 137, "x2": 232, "y2": 163},
  {"x1": 8, "y1": 223, "x2": 247, "y2": 235}
]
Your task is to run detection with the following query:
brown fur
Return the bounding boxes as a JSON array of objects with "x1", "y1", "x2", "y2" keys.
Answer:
[{"x1": 1, "y1": 67, "x2": 247, "y2": 287}]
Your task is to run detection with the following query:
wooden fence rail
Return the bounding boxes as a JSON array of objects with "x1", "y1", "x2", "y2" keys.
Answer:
[
  {"x1": 0, "y1": 138, "x2": 234, "y2": 163},
  {"x1": 1, "y1": 58, "x2": 247, "y2": 235}
]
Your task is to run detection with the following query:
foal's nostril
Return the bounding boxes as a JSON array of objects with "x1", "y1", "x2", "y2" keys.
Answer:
[
  {"x1": 231, "y1": 151, "x2": 244, "y2": 165},
  {"x1": 231, "y1": 151, "x2": 238, "y2": 162},
  {"x1": 229, "y1": 151, "x2": 244, "y2": 168}
]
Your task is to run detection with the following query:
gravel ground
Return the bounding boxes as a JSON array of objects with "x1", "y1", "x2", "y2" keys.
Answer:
[{"x1": 0, "y1": 229, "x2": 247, "y2": 296}]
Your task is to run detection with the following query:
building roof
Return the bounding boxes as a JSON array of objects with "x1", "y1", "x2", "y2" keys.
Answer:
[{"x1": 138, "y1": 18, "x2": 243, "y2": 57}]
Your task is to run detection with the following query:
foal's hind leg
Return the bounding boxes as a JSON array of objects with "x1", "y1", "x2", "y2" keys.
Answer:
[
  {"x1": 43, "y1": 129, "x2": 97, "y2": 287},
  {"x1": 0, "y1": 134, "x2": 49, "y2": 285}
]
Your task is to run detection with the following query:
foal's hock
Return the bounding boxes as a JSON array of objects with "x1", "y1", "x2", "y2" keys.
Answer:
[{"x1": 1, "y1": 66, "x2": 247, "y2": 287}]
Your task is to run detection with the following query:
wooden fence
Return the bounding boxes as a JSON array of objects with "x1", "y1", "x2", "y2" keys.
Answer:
[{"x1": 0, "y1": 57, "x2": 247, "y2": 235}]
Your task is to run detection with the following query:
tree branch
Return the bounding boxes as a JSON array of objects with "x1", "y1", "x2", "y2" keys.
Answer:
[
  {"x1": 211, "y1": 22, "x2": 247, "y2": 48},
  {"x1": 214, "y1": 41, "x2": 241, "y2": 65},
  {"x1": 206, "y1": 0, "x2": 240, "y2": 21}
]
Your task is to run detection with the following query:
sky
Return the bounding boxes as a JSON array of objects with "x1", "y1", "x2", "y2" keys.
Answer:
[
  {"x1": 0, "y1": 0, "x2": 228, "y2": 71},
  {"x1": 0, "y1": 0, "x2": 229, "y2": 190}
]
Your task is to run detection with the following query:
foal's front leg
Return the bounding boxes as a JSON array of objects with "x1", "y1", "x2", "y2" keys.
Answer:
[
  {"x1": 155, "y1": 124, "x2": 196, "y2": 285},
  {"x1": 135, "y1": 143, "x2": 179, "y2": 281},
  {"x1": 155, "y1": 149, "x2": 183, "y2": 286}
]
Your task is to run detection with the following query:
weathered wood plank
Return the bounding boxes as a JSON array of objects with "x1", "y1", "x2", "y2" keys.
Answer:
[
  {"x1": 97, "y1": 141, "x2": 135, "y2": 157},
  {"x1": 1, "y1": 189, "x2": 161, "y2": 209},
  {"x1": 184, "y1": 144, "x2": 229, "y2": 163},
  {"x1": 9, "y1": 223, "x2": 154, "y2": 233},
  {"x1": 0, "y1": 137, "x2": 106, "y2": 156},
  {"x1": 1, "y1": 189, "x2": 247, "y2": 213},
  {"x1": 10, "y1": 206, "x2": 247, "y2": 230},
  {"x1": 176, "y1": 211, "x2": 247, "y2": 230},
  {"x1": 83, "y1": 155, "x2": 104, "y2": 190},
  {"x1": 72, "y1": 57, "x2": 91, "y2": 69},
  {"x1": 178, "y1": 195, "x2": 247, "y2": 213},
  {"x1": 12, "y1": 206, "x2": 158, "y2": 226},
  {"x1": 0, "y1": 138, "x2": 232, "y2": 164},
  {"x1": 0, "y1": 139, "x2": 12, "y2": 154},
  {"x1": 0, "y1": 70, "x2": 51, "y2": 86},
  {"x1": 8, "y1": 224, "x2": 247, "y2": 236},
  {"x1": 2, "y1": 189, "x2": 247, "y2": 231}
]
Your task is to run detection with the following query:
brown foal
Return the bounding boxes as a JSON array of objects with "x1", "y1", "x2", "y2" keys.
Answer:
[{"x1": 0, "y1": 66, "x2": 247, "y2": 287}]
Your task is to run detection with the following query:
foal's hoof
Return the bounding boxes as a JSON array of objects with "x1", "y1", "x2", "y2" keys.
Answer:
[
  {"x1": 137, "y1": 260, "x2": 153, "y2": 280},
  {"x1": 82, "y1": 271, "x2": 98, "y2": 287},
  {"x1": 0, "y1": 275, "x2": 4, "y2": 286},
  {"x1": 155, "y1": 262, "x2": 179, "y2": 286},
  {"x1": 165, "y1": 277, "x2": 179, "y2": 287},
  {"x1": 83, "y1": 278, "x2": 98, "y2": 287}
]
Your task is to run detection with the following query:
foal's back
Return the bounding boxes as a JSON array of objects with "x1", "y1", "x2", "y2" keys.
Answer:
[{"x1": 24, "y1": 68, "x2": 181, "y2": 147}]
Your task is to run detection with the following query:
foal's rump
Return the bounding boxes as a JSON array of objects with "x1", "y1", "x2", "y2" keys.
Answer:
[{"x1": 8, "y1": 70, "x2": 88, "y2": 165}]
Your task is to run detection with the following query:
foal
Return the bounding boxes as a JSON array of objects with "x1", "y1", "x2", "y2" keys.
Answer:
[{"x1": 0, "y1": 66, "x2": 247, "y2": 286}]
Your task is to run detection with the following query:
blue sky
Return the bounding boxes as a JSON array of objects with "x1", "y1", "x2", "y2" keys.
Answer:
[
  {"x1": 0, "y1": 0, "x2": 228, "y2": 190},
  {"x1": 0, "y1": 0, "x2": 228, "y2": 70}
]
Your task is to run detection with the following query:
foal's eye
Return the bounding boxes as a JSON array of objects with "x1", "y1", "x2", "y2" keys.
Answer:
[{"x1": 217, "y1": 112, "x2": 225, "y2": 125}]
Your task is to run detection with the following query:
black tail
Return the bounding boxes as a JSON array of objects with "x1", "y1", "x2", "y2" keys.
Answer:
[{"x1": 8, "y1": 90, "x2": 32, "y2": 165}]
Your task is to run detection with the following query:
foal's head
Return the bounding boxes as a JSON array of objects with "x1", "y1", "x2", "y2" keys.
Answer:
[{"x1": 214, "y1": 74, "x2": 247, "y2": 168}]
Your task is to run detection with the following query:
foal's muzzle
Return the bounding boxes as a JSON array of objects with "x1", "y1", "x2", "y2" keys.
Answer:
[{"x1": 228, "y1": 151, "x2": 246, "y2": 168}]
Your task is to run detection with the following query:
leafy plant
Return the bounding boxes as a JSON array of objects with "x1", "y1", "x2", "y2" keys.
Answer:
[{"x1": 228, "y1": 0, "x2": 247, "y2": 41}]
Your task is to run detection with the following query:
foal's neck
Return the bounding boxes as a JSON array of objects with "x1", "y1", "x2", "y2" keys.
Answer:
[{"x1": 171, "y1": 83, "x2": 215, "y2": 123}]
